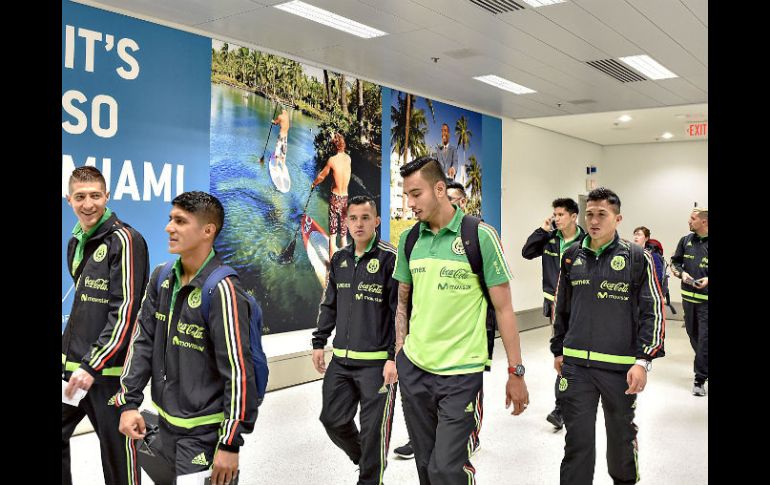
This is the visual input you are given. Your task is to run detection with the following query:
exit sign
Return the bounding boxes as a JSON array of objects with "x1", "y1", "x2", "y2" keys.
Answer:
[{"x1": 686, "y1": 122, "x2": 708, "y2": 137}]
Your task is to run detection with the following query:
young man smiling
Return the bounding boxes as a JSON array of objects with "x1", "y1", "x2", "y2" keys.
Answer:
[
  {"x1": 62, "y1": 166, "x2": 149, "y2": 485},
  {"x1": 115, "y1": 191, "x2": 257, "y2": 485},
  {"x1": 312, "y1": 195, "x2": 399, "y2": 485}
]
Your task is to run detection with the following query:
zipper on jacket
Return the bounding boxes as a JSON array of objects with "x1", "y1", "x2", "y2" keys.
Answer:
[{"x1": 345, "y1": 253, "x2": 359, "y2": 363}]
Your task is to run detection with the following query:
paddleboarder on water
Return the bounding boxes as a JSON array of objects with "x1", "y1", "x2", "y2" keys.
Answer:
[
  {"x1": 271, "y1": 106, "x2": 290, "y2": 169},
  {"x1": 312, "y1": 132, "x2": 351, "y2": 260}
]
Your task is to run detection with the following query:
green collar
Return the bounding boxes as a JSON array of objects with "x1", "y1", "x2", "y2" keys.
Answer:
[
  {"x1": 557, "y1": 226, "x2": 581, "y2": 244},
  {"x1": 172, "y1": 249, "x2": 216, "y2": 288},
  {"x1": 582, "y1": 233, "x2": 615, "y2": 257},
  {"x1": 419, "y1": 205, "x2": 464, "y2": 235},
  {"x1": 71, "y1": 207, "x2": 113, "y2": 239},
  {"x1": 354, "y1": 234, "x2": 377, "y2": 262}
]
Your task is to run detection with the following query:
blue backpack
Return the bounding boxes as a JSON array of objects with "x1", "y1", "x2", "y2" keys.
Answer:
[{"x1": 156, "y1": 263, "x2": 269, "y2": 406}]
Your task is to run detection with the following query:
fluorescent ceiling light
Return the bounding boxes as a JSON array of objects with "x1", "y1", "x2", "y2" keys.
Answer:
[
  {"x1": 617, "y1": 114, "x2": 632, "y2": 123},
  {"x1": 274, "y1": 1, "x2": 387, "y2": 39},
  {"x1": 521, "y1": 0, "x2": 567, "y2": 7},
  {"x1": 661, "y1": 132, "x2": 674, "y2": 139},
  {"x1": 618, "y1": 55, "x2": 677, "y2": 80},
  {"x1": 473, "y1": 75, "x2": 536, "y2": 94}
]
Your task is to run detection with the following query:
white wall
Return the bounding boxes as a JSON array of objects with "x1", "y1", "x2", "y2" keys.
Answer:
[
  {"x1": 600, "y1": 141, "x2": 708, "y2": 302},
  {"x1": 501, "y1": 121, "x2": 708, "y2": 311},
  {"x1": 501, "y1": 120, "x2": 603, "y2": 312}
]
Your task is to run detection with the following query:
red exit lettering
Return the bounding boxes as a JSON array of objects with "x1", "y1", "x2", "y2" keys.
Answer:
[{"x1": 687, "y1": 122, "x2": 707, "y2": 137}]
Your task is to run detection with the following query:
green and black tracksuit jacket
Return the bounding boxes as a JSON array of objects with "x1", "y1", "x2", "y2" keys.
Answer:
[
  {"x1": 522, "y1": 226, "x2": 586, "y2": 313},
  {"x1": 550, "y1": 234, "x2": 666, "y2": 370},
  {"x1": 671, "y1": 233, "x2": 708, "y2": 304},
  {"x1": 115, "y1": 252, "x2": 257, "y2": 452},
  {"x1": 62, "y1": 210, "x2": 149, "y2": 380},
  {"x1": 312, "y1": 234, "x2": 398, "y2": 366}
]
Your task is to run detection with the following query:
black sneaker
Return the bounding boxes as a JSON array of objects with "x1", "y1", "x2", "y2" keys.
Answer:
[
  {"x1": 394, "y1": 441, "x2": 414, "y2": 459},
  {"x1": 692, "y1": 381, "x2": 706, "y2": 396},
  {"x1": 546, "y1": 409, "x2": 564, "y2": 430}
]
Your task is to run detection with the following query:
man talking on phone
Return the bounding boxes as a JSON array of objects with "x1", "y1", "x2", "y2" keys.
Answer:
[
  {"x1": 671, "y1": 208, "x2": 709, "y2": 396},
  {"x1": 521, "y1": 198, "x2": 585, "y2": 429}
]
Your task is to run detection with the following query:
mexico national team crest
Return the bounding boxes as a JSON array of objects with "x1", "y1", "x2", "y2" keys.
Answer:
[
  {"x1": 452, "y1": 237, "x2": 465, "y2": 255},
  {"x1": 188, "y1": 288, "x2": 202, "y2": 308},
  {"x1": 611, "y1": 256, "x2": 626, "y2": 271},
  {"x1": 367, "y1": 258, "x2": 380, "y2": 273},
  {"x1": 559, "y1": 377, "x2": 568, "y2": 392},
  {"x1": 93, "y1": 244, "x2": 108, "y2": 262}
]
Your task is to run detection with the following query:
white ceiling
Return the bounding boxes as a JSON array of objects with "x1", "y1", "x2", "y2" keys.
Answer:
[
  {"x1": 520, "y1": 102, "x2": 707, "y2": 145},
  {"x1": 72, "y1": 0, "x2": 707, "y2": 141}
]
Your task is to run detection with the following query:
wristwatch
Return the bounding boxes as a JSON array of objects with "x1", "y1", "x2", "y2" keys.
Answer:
[
  {"x1": 634, "y1": 359, "x2": 652, "y2": 372},
  {"x1": 508, "y1": 364, "x2": 525, "y2": 377}
]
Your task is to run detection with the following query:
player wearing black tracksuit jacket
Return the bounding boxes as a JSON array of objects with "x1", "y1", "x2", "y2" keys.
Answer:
[
  {"x1": 522, "y1": 219, "x2": 585, "y2": 430},
  {"x1": 62, "y1": 208, "x2": 149, "y2": 485},
  {"x1": 312, "y1": 231, "x2": 399, "y2": 485},
  {"x1": 551, "y1": 232, "x2": 665, "y2": 485},
  {"x1": 115, "y1": 252, "x2": 258, "y2": 478},
  {"x1": 671, "y1": 212, "x2": 709, "y2": 394}
]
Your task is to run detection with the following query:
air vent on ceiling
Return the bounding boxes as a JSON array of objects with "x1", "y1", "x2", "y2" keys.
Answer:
[
  {"x1": 586, "y1": 59, "x2": 647, "y2": 83},
  {"x1": 469, "y1": 0, "x2": 527, "y2": 15},
  {"x1": 566, "y1": 99, "x2": 597, "y2": 105},
  {"x1": 443, "y1": 48, "x2": 482, "y2": 59}
]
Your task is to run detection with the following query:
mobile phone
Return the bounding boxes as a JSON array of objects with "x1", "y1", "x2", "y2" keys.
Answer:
[{"x1": 551, "y1": 219, "x2": 557, "y2": 230}]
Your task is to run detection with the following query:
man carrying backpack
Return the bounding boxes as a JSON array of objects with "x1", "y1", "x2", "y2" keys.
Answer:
[
  {"x1": 551, "y1": 188, "x2": 665, "y2": 485},
  {"x1": 115, "y1": 191, "x2": 260, "y2": 485},
  {"x1": 394, "y1": 157, "x2": 529, "y2": 485},
  {"x1": 521, "y1": 197, "x2": 585, "y2": 430},
  {"x1": 311, "y1": 195, "x2": 399, "y2": 485}
]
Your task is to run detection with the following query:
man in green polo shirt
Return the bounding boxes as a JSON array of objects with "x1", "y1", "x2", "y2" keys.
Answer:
[{"x1": 393, "y1": 156, "x2": 529, "y2": 485}]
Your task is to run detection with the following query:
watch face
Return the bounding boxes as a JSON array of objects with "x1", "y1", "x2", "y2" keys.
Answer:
[{"x1": 515, "y1": 364, "x2": 525, "y2": 376}]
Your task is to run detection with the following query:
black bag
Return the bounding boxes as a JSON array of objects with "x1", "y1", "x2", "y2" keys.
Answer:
[{"x1": 136, "y1": 410, "x2": 175, "y2": 485}]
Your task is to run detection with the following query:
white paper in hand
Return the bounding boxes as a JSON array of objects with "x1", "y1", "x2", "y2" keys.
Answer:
[
  {"x1": 176, "y1": 469, "x2": 212, "y2": 485},
  {"x1": 62, "y1": 379, "x2": 88, "y2": 406}
]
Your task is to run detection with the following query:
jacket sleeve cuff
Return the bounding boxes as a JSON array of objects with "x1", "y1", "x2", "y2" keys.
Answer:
[
  {"x1": 118, "y1": 403, "x2": 139, "y2": 414},
  {"x1": 311, "y1": 341, "x2": 326, "y2": 350},
  {"x1": 218, "y1": 443, "x2": 240, "y2": 453},
  {"x1": 79, "y1": 361, "x2": 100, "y2": 379}
]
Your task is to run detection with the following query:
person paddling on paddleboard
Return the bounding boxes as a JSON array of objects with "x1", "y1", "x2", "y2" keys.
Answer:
[
  {"x1": 312, "y1": 132, "x2": 352, "y2": 260},
  {"x1": 271, "y1": 106, "x2": 291, "y2": 169}
]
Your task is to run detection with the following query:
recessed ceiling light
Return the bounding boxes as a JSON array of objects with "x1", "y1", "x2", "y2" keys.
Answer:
[
  {"x1": 274, "y1": 1, "x2": 387, "y2": 39},
  {"x1": 618, "y1": 55, "x2": 678, "y2": 80},
  {"x1": 661, "y1": 132, "x2": 674, "y2": 139},
  {"x1": 617, "y1": 114, "x2": 632, "y2": 123},
  {"x1": 521, "y1": 0, "x2": 567, "y2": 7},
  {"x1": 473, "y1": 75, "x2": 536, "y2": 94}
]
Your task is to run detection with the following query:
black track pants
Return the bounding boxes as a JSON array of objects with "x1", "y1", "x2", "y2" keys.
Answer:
[
  {"x1": 397, "y1": 351, "x2": 482, "y2": 485},
  {"x1": 319, "y1": 359, "x2": 397, "y2": 485},
  {"x1": 62, "y1": 377, "x2": 140, "y2": 485},
  {"x1": 683, "y1": 301, "x2": 708, "y2": 382},
  {"x1": 559, "y1": 363, "x2": 639, "y2": 485}
]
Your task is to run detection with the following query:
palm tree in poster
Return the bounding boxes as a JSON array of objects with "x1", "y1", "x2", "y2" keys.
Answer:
[
  {"x1": 464, "y1": 155, "x2": 482, "y2": 216},
  {"x1": 455, "y1": 116, "x2": 472, "y2": 184},
  {"x1": 391, "y1": 92, "x2": 431, "y2": 216}
]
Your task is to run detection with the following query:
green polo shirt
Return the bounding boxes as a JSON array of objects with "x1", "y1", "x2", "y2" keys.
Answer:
[
  {"x1": 71, "y1": 207, "x2": 113, "y2": 275},
  {"x1": 393, "y1": 207, "x2": 513, "y2": 375}
]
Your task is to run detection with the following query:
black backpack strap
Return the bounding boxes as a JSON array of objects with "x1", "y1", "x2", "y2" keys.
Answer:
[
  {"x1": 460, "y1": 215, "x2": 484, "y2": 278},
  {"x1": 155, "y1": 261, "x2": 175, "y2": 296},
  {"x1": 460, "y1": 215, "x2": 498, "y2": 371},
  {"x1": 200, "y1": 266, "x2": 239, "y2": 324},
  {"x1": 404, "y1": 222, "x2": 422, "y2": 325},
  {"x1": 404, "y1": 222, "x2": 421, "y2": 261}
]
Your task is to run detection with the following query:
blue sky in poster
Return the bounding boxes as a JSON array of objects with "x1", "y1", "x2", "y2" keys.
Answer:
[
  {"x1": 61, "y1": 0, "x2": 210, "y2": 329},
  {"x1": 392, "y1": 94, "x2": 483, "y2": 163}
]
